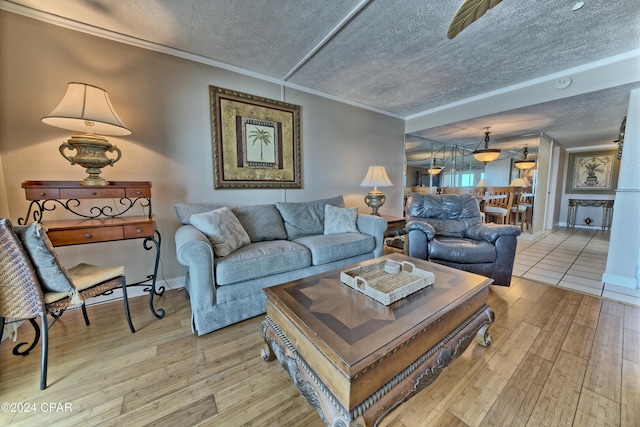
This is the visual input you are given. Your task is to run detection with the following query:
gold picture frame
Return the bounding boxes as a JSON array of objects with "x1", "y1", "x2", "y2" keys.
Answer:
[
  {"x1": 210, "y1": 86, "x2": 302, "y2": 189},
  {"x1": 565, "y1": 150, "x2": 619, "y2": 194}
]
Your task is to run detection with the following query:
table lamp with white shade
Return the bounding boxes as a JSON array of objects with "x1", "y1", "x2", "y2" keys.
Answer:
[
  {"x1": 360, "y1": 165, "x2": 393, "y2": 216},
  {"x1": 42, "y1": 82, "x2": 131, "y2": 186}
]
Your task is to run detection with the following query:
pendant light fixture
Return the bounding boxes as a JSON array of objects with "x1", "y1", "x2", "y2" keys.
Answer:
[
  {"x1": 514, "y1": 146, "x2": 536, "y2": 170},
  {"x1": 472, "y1": 128, "x2": 501, "y2": 163},
  {"x1": 427, "y1": 159, "x2": 444, "y2": 175}
]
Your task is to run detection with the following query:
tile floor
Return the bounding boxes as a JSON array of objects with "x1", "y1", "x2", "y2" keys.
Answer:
[{"x1": 514, "y1": 227, "x2": 640, "y2": 306}]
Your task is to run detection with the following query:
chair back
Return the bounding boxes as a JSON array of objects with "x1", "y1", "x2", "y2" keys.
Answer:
[
  {"x1": 441, "y1": 186, "x2": 474, "y2": 195},
  {"x1": 484, "y1": 187, "x2": 514, "y2": 211},
  {"x1": 406, "y1": 193, "x2": 483, "y2": 237},
  {"x1": 0, "y1": 218, "x2": 46, "y2": 320}
]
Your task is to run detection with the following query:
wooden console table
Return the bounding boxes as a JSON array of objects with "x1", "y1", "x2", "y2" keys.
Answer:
[
  {"x1": 567, "y1": 198, "x2": 614, "y2": 230},
  {"x1": 19, "y1": 180, "x2": 165, "y2": 318}
]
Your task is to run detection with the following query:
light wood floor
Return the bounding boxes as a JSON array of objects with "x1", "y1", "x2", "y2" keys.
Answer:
[{"x1": 1, "y1": 277, "x2": 639, "y2": 426}]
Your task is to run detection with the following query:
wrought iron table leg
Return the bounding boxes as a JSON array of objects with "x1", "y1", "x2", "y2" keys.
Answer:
[
  {"x1": 12, "y1": 318, "x2": 40, "y2": 356},
  {"x1": 143, "y1": 230, "x2": 165, "y2": 319}
]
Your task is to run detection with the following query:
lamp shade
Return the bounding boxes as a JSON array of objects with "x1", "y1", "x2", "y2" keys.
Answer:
[
  {"x1": 427, "y1": 166, "x2": 443, "y2": 175},
  {"x1": 42, "y1": 82, "x2": 131, "y2": 136},
  {"x1": 360, "y1": 165, "x2": 393, "y2": 188},
  {"x1": 477, "y1": 179, "x2": 485, "y2": 187},
  {"x1": 510, "y1": 178, "x2": 526, "y2": 187},
  {"x1": 514, "y1": 160, "x2": 536, "y2": 170},
  {"x1": 473, "y1": 150, "x2": 501, "y2": 163}
]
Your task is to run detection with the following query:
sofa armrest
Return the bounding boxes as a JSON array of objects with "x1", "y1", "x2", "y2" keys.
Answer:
[
  {"x1": 175, "y1": 225, "x2": 217, "y2": 306},
  {"x1": 356, "y1": 214, "x2": 387, "y2": 257},
  {"x1": 464, "y1": 223, "x2": 521, "y2": 243}
]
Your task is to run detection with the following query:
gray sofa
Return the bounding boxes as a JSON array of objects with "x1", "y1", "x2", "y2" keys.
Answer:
[
  {"x1": 174, "y1": 195, "x2": 387, "y2": 335},
  {"x1": 406, "y1": 193, "x2": 521, "y2": 286}
]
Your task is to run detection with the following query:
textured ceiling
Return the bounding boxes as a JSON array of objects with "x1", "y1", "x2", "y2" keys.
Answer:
[{"x1": 4, "y1": 0, "x2": 639, "y2": 154}]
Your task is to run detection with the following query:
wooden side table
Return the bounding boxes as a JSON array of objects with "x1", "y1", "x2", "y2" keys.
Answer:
[
  {"x1": 19, "y1": 180, "x2": 165, "y2": 319},
  {"x1": 382, "y1": 216, "x2": 407, "y2": 254}
]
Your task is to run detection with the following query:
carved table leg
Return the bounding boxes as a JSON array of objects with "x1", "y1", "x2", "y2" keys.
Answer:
[{"x1": 475, "y1": 306, "x2": 495, "y2": 347}]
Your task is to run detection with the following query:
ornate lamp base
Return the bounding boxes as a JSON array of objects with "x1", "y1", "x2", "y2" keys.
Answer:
[
  {"x1": 59, "y1": 135, "x2": 122, "y2": 186},
  {"x1": 364, "y1": 189, "x2": 386, "y2": 216}
]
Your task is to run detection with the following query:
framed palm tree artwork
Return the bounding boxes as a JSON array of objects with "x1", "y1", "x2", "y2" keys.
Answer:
[
  {"x1": 209, "y1": 85, "x2": 302, "y2": 189},
  {"x1": 566, "y1": 150, "x2": 619, "y2": 194}
]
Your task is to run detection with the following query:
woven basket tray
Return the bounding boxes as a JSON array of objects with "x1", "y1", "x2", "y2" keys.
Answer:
[{"x1": 340, "y1": 260, "x2": 435, "y2": 305}]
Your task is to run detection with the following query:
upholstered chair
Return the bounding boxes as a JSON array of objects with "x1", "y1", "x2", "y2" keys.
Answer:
[{"x1": 406, "y1": 194, "x2": 521, "y2": 286}]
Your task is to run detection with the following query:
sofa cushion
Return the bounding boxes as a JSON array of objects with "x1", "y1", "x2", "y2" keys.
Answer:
[
  {"x1": 232, "y1": 204, "x2": 287, "y2": 242},
  {"x1": 275, "y1": 195, "x2": 344, "y2": 239},
  {"x1": 190, "y1": 207, "x2": 251, "y2": 257},
  {"x1": 175, "y1": 203, "x2": 230, "y2": 225},
  {"x1": 294, "y1": 233, "x2": 374, "y2": 266},
  {"x1": 429, "y1": 236, "x2": 496, "y2": 264},
  {"x1": 324, "y1": 205, "x2": 358, "y2": 234},
  {"x1": 215, "y1": 240, "x2": 311, "y2": 285}
]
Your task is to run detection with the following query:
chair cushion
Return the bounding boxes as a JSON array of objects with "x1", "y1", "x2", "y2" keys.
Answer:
[
  {"x1": 429, "y1": 236, "x2": 496, "y2": 264},
  {"x1": 67, "y1": 263, "x2": 125, "y2": 290},
  {"x1": 485, "y1": 206, "x2": 508, "y2": 216},
  {"x1": 275, "y1": 195, "x2": 344, "y2": 239},
  {"x1": 215, "y1": 240, "x2": 311, "y2": 285},
  {"x1": 190, "y1": 207, "x2": 251, "y2": 257},
  {"x1": 232, "y1": 204, "x2": 287, "y2": 242},
  {"x1": 324, "y1": 205, "x2": 358, "y2": 234},
  {"x1": 294, "y1": 233, "x2": 374, "y2": 265},
  {"x1": 13, "y1": 222, "x2": 76, "y2": 294}
]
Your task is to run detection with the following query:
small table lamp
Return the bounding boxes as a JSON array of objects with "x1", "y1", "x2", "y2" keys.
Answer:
[
  {"x1": 509, "y1": 178, "x2": 526, "y2": 187},
  {"x1": 360, "y1": 165, "x2": 393, "y2": 216},
  {"x1": 42, "y1": 82, "x2": 131, "y2": 186}
]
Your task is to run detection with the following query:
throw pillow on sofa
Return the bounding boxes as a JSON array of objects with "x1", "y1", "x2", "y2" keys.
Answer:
[
  {"x1": 232, "y1": 204, "x2": 287, "y2": 242},
  {"x1": 275, "y1": 195, "x2": 344, "y2": 239},
  {"x1": 190, "y1": 207, "x2": 251, "y2": 257},
  {"x1": 324, "y1": 205, "x2": 358, "y2": 234}
]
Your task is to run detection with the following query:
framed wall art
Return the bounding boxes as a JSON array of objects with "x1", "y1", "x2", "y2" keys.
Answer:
[
  {"x1": 209, "y1": 86, "x2": 302, "y2": 189},
  {"x1": 565, "y1": 150, "x2": 619, "y2": 194}
]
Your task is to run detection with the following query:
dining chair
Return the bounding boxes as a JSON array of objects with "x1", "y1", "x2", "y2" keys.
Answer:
[
  {"x1": 0, "y1": 218, "x2": 135, "y2": 389},
  {"x1": 483, "y1": 187, "x2": 514, "y2": 224}
]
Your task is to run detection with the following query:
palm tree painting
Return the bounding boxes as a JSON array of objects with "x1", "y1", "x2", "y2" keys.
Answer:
[{"x1": 246, "y1": 123, "x2": 275, "y2": 165}]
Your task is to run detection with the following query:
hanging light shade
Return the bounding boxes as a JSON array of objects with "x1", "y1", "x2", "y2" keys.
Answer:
[
  {"x1": 472, "y1": 130, "x2": 500, "y2": 163},
  {"x1": 427, "y1": 159, "x2": 444, "y2": 175},
  {"x1": 514, "y1": 146, "x2": 536, "y2": 170}
]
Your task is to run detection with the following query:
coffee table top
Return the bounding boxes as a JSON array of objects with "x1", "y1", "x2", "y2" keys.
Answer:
[{"x1": 264, "y1": 253, "x2": 492, "y2": 375}]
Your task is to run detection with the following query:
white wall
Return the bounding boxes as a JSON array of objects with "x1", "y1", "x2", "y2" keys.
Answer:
[{"x1": 0, "y1": 11, "x2": 405, "y2": 284}]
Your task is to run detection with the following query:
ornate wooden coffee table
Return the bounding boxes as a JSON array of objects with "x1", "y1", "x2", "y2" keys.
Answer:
[{"x1": 260, "y1": 253, "x2": 494, "y2": 426}]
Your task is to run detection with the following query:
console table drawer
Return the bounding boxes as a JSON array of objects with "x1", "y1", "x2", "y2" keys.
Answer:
[
  {"x1": 48, "y1": 227, "x2": 125, "y2": 246},
  {"x1": 124, "y1": 223, "x2": 154, "y2": 238},
  {"x1": 125, "y1": 187, "x2": 151, "y2": 198},
  {"x1": 24, "y1": 188, "x2": 61, "y2": 200},
  {"x1": 60, "y1": 187, "x2": 126, "y2": 199}
]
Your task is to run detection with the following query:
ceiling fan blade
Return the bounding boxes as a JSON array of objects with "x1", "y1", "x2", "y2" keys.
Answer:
[{"x1": 447, "y1": 0, "x2": 503, "y2": 39}]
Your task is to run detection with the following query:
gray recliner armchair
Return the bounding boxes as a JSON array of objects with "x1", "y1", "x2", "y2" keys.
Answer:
[{"x1": 406, "y1": 193, "x2": 521, "y2": 286}]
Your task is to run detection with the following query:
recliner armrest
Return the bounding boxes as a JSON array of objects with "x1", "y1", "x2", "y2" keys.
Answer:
[
  {"x1": 465, "y1": 223, "x2": 521, "y2": 243},
  {"x1": 406, "y1": 220, "x2": 436, "y2": 240}
]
